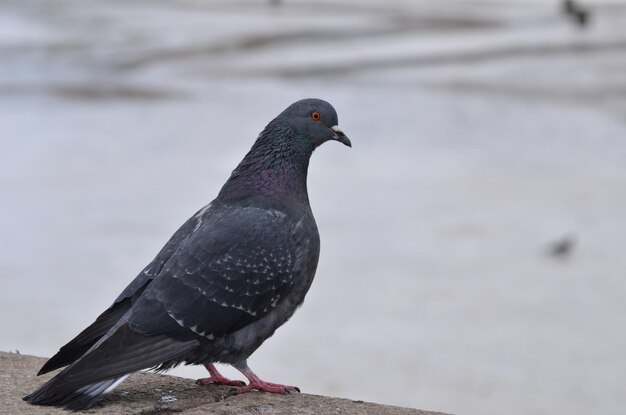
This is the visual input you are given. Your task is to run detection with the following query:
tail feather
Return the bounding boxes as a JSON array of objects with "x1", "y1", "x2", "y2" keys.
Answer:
[
  {"x1": 24, "y1": 375, "x2": 129, "y2": 411},
  {"x1": 24, "y1": 323, "x2": 198, "y2": 410}
]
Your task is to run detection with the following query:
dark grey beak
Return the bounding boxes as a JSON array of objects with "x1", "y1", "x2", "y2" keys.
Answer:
[{"x1": 331, "y1": 125, "x2": 351, "y2": 147}]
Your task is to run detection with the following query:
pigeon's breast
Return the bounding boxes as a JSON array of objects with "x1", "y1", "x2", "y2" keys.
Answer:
[{"x1": 199, "y1": 207, "x2": 320, "y2": 362}]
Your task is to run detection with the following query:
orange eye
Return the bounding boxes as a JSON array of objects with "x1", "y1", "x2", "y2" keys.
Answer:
[{"x1": 311, "y1": 111, "x2": 321, "y2": 121}]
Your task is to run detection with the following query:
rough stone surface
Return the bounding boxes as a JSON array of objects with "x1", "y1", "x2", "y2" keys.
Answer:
[{"x1": 0, "y1": 352, "x2": 448, "y2": 415}]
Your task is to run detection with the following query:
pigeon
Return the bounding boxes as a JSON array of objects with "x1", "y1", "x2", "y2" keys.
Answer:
[
  {"x1": 24, "y1": 98, "x2": 351, "y2": 410},
  {"x1": 547, "y1": 234, "x2": 576, "y2": 260},
  {"x1": 562, "y1": 0, "x2": 591, "y2": 28}
]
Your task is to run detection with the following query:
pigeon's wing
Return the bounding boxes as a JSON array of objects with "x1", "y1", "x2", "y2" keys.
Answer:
[
  {"x1": 38, "y1": 204, "x2": 212, "y2": 375},
  {"x1": 128, "y1": 204, "x2": 318, "y2": 341}
]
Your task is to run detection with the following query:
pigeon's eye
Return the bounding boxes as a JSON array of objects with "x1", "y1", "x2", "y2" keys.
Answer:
[{"x1": 311, "y1": 111, "x2": 321, "y2": 121}]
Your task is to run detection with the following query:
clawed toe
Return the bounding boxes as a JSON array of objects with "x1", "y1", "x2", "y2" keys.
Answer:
[
  {"x1": 198, "y1": 364, "x2": 246, "y2": 387},
  {"x1": 278, "y1": 384, "x2": 299, "y2": 394}
]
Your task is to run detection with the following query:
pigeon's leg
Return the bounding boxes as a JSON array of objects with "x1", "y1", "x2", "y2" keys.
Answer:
[
  {"x1": 196, "y1": 363, "x2": 246, "y2": 387},
  {"x1": 229, "y1": 360, "x2": 300, "y2": 394}
]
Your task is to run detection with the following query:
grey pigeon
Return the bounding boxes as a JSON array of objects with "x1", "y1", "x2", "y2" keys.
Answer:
[
  {"x1": 547, "y1": 235, "x2": 576, "y2": 259},
  {"x1": 562, "y1": 0, "x2": 590, "y2": 28},
  {"x1": 24, "y1": 98, "x2": 351, "y2": 410}
]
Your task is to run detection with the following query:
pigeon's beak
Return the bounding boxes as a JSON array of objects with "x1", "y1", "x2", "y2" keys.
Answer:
[{"x1": 331, "y1": 125, "x2": 351, "y2": 147}]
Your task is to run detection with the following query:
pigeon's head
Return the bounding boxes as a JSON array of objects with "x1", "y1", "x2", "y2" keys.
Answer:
[
  {"x1": 277, "y1": 98, "x2": 351, "y2": 149},
  {"x1": 220, "y1": 98, "x2": 350, "y2": 201}
]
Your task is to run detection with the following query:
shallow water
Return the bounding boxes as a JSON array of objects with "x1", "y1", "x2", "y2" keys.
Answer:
[{"x1": 2, "y1": 1, "x2": 626, "y2": 414}]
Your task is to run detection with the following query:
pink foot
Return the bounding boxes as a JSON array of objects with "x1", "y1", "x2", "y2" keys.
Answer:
[
  {"x1": 230, "y1": 362, "x2": 300, "y2": 395},
  {"x1": 196, "y1": 363, "x2": 246, "y2": 387},
  {"x1": 231, "y1": 379, "x2": 300, "y2": 395}
]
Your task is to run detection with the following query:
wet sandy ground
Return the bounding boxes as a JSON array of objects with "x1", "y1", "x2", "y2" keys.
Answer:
[{"x1": 2, "y1": 1, "x2": 626, "y2": 415}]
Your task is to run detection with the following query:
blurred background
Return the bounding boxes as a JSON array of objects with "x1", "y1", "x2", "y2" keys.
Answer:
[{"x1": 1, "y1": 0, "x2": 626, "y2": 414}]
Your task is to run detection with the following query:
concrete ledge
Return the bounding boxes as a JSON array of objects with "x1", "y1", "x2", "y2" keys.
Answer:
[{"x1": 1, "y1": 352, "x2": 447, "y2": 414}]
